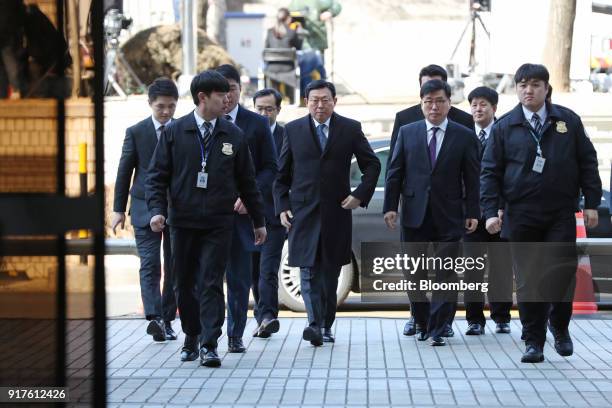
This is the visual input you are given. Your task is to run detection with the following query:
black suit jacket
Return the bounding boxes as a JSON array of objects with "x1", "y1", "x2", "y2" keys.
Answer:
[
  {"x1": 384, "y1": 119, "x2": 480, "y2": 239},
  {"x1": 388, "y1": 105, "x2": 474, "y2": 171},
  {"x1": 274, "y1": 113, "x2": 381, "y2": 267},
  {"x1": 233, "y1": 105, "x2": 278, "y2": 250},
  {"x1": 113, "y1": 117, "x2": 161, "y2": 228}
]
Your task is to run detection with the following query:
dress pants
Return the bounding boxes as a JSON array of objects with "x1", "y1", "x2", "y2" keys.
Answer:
[
  {"x1": 225, "y1": 231, "x2": 253, "y2": 338},
  {"x1": 252, "y1": 225, "x2": 285, "y2": 324},
  {"x1": 134, "y1": 225, "x2": 176, "y2": 322},
  {"x1": 402, "y1": 206, "x2": 460, "y2": 339},
  {"x1": 300, "y1": 256, "x2": 341, "y2": 330},
  {"x1": 463, "y1": 221, "x2": 513, "y2": 326},
  {"x1": 506, "y1": 208, "x2": 577, "y2": 348},
  {"x1": 172, "y1": 226, "x2": 232, "y2": 349}
]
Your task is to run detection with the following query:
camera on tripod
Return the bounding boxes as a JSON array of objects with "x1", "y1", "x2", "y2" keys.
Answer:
[{"x1": 104, "y1": 9, "x2": 132, "y2": 42}]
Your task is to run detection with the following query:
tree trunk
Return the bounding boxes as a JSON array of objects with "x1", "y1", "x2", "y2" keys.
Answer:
[
  {"x1": 543, "y1": 0, "x2": 577, "y2": 91},
  {"x1": 206, "y1": 0, "x2": 227, "y2": 47}
]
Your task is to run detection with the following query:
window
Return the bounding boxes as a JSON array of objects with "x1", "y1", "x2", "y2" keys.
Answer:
[{"x1": 350, "y1": 147, "x2": 389, "y2": 188}]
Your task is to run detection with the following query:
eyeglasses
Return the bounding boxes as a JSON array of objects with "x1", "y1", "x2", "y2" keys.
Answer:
[
  {"x1": 308, "y1": 98, "x2": 333, "y2": 106},
  {"x1": 422, "y1": 98, "x2": 449, "y2": 107},
  {"x1": 256, "y1": 106, "x2": 277, "y2": 113}
]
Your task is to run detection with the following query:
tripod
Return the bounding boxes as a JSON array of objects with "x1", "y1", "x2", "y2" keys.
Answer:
[
  {"x1": 450, "y1": 8, "x2": 490, "y2": 73},
  {"x1": 103, "y1": 35, "x2": 145, "y2": 97}
]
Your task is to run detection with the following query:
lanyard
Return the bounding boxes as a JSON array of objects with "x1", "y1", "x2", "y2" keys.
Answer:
[
  {"x1": 527, "y1": 126, "x2": 543, "y2": 157},
  {"x1": 195, "y1": 128, "x2": 214, "y2": 170}
]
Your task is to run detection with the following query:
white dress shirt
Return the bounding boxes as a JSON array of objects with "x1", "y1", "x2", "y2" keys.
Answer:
[
  {"x1": 474, "y1": 120, "x2": 494, "y2": 142},
  {"x1": 152, "y1": 116, "x2": 172, "y2": 140},
  {"x1": 193, "y1": 110, "x2": 217, "y2": 137},
  {"x1": 425, "y1": 118, "x2": 448, "y2": 159}
]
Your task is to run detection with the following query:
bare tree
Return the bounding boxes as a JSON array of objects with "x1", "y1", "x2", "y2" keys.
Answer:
[
  {"x1": 543, "y1": 0, "x2": 577, "y2": 91},
  {"x1": 206, "y1": 0, "x2": 227, "y2": 47}
]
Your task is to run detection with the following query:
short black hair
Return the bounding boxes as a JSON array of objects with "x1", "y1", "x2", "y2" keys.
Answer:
[
  {"x1": 468, "y1": 86, "x2": 498, "y2": 106},
  {"x1": 190, "y1": 70, "x2": 229, "y2": 105},
  {"x1": 514, "y1": 63, "x2": 549, "y2": 84},
  {"x1": 546, "y1": 84, "x2": 553, "y2": 100},
  {"x1": 148, "y1": 77, "x2": 178, "y2": 101},
  {"x1": 305, "y1": 80, "x2": 336, "y2": 99},
  {"x1": 420, "y1": 79, "x2": 451, "y2": 99},
  {"x1": 253, "y1": 88, "x2": 282, "y2": 108},
  {"x1": 419, "y1": 64, "x2": 448, "y2": 84},
  {"x1": 215, "y1": 64, "x2": 241, "y2": 85}
]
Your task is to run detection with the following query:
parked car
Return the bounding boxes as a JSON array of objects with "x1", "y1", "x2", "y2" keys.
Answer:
[{"x1": 277, "y1": 137, "x2": 612, "y2": 311}]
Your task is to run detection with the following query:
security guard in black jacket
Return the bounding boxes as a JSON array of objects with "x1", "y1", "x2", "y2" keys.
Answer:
[
  {"x1": 481, "y1": 64, "x2": 601, "y2": 364},
  {"x1": 146, "y1": 70, "x2": 267, "y2": 368}
]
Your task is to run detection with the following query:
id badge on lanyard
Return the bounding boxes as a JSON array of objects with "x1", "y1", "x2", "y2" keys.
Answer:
[
  {"x1": 529, "y1": 128, "x2": 545, "y2": 174},
  {"x1": 196, "y1": 133, "x2": 212, "y2": 189}
]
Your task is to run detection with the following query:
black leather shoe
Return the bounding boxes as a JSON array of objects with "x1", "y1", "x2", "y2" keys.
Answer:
[
  {"x1": 146, "y1": 319, "x2": 165, "y2": 342},
  {"x1": 302, "y1": 326, "x2": 323, "y2": 346},
  {"x1": 465, "y1": 323, "x2": 485, "y2": 335},
  {"x1": 180, "y1": 335, "x2": 198, "y2": 362},
  {"x1": 403, "y1": 318, "x2": 416, "y2": 336},
  {"x1": 521, "y1": 344, "x2": 544, "y2": 363},
  {"x1": 430, "y1": 336, "x2": 446, "y2": 346},
  {"x1": 259, "y1": 318, "x2": 280, "y2": 338},
  {"x1": 322, "y1": 328, "x2": 335, "y2": 343},
  {"x1": 200, "y1": 347, "x2": 221, "y2": 367},
  {"x1": 442, "y1": 324, "x2": 454, "y2": 337},
  {"x1": 549, "y1": 326, "x2": 573, "y2": 356},
  {"x1": 495, "y1": 323, "x2": 511, "y2": 334},
  {"x1": 164, "y1": 321, "x2": 177, "y2": 340},
  {"x1": 416, "y1": 329, "x2": 429, "y2": 341},
  {"x1": 228, "y1": 337, "x2": 246, "y2": 353}
]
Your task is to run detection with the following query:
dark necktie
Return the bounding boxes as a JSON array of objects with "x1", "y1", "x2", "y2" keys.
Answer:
[
  {"x1": 429, "y1": 127, "x2": 439, "y2": 167},
  {"x1": 478, "y1": 129, "x2": 486, "y2": 146},
  {"x1": 317, "y1": 123, "x2": 327, "y2": 150},
  {"x1": 532, "y1": 113, "x2": 543, "y2": 135},
  {"x1": 201, "y1": 121, "x2": 212, "y2": 151},
  {"x1": 157, "y1": 124, "x2": 165, "y2": 140},
  {"x1": 224, "y1": 114, "x2": 232, "y2": 122}
]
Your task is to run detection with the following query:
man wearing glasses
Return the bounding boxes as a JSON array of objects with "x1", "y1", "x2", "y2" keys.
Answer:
[
  {"x1": 383, "y1": 79, "x2": 480, "y2": 347},
  {"x1": 274, "y1": 80, "x2": 380, "y2": 345},
  {"x1": 250, "y1": 88, "x2": 287, "y2": 338}
]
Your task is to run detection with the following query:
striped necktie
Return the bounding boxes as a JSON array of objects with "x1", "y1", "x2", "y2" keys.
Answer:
[
  {"x1": 531, "y1": 113, "x2": 543, "y2": 135},
  {"x1": 201, "y1": 121, "x2": 212, "y2": 150},
  {"x1": 478, "y1": 129, "x2": 486, "y2": 146}
]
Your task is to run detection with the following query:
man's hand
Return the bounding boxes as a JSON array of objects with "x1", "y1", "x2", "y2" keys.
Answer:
[
  {"x1": 485, "y1": 217, "x2": 502, "y2": 234},
  {"x1": 254, "y1": 226, "x2": 267, "y2": 245},
  {"x1": 584, "y1": 209, "x2": 599, "y2": 229},
  {"x1": 111, "y1": 212, "x2": 126, "y2": 235},
  {"x1": 150, "y1": 215, "x2": 166, "y2": 232},
  {"x1": 384, "y1": 211, "x2": 397, "y2": 230},
  {"x1": 465, "y1": 218, "x2": 478, "y2": 233},
  {"x1": 234, "y1": 198, "x2": 248, "y2": 215},
  {"x1": 280, "y1": 210, "x2": 293, "y2": 231},
  {"x1": 341, "y1": 195, "x2": 361, "y2": 210},
  {"x1": 320, "y1": 10, "x2": 333, "y2": 21}
]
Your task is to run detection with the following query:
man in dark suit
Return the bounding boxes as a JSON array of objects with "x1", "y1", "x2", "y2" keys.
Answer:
[
  {"x1": 481, "y1": 63, "x2": 601, "y2": 363},
  {"x1": 388, "y1": 65, "x2": 474, "y2": 338},
  {"x1": 112, "y1": 77, "x2": 178, "y2": 342},
  {"x1": 388, "y1": 64, "x2": 474, "y2": 171},
  {"x1": 463, "y1": 86, "x2": 513, "y2": 336},
  {"x1": 383, "y1": 79, "x2": 480, "y2": 346},
  {"x1": 146, "y1": 70, "x2": 267, "y2": 367},
  {"x1": 274, "y1": 80, "x2": 380, "y2": 345},
  {"x1": 250, "y1": 88, "x2": 287, "y2": 338},
  {"x1": 215, "y1": 64, "x2": 277, "y2": 353}
]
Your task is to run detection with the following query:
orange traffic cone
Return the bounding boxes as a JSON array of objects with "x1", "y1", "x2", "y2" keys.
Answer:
[{"x1": 573, "y1": 212, "x2": 598, "y2": 314}]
